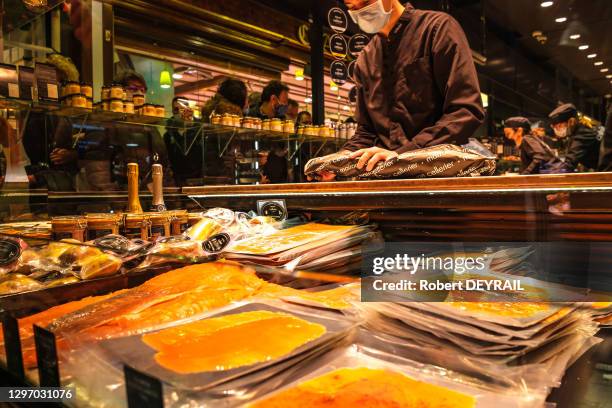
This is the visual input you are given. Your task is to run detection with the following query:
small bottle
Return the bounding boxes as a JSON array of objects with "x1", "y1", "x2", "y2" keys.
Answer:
[
  {"x1": 150, "y1": 164, "x2": 167, "y2": 212},
  {"x1": 127, "y1": 162, "x2": 143, "y2": 213}
]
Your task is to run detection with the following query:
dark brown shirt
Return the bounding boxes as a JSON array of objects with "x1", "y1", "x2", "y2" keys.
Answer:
[{"x1": 343, "y1": 4, "x2": 485, "y2": 154}]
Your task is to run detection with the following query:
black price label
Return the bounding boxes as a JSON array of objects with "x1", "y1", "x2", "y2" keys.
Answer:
[
  {"x1": 34, "y1": 325, "x2": 60, "y2": 387},
  {"x1": 2, "y1": 314, "x2": 25, "y2": 380},
  {"x1": 257, "y1": 200, "x2": 288, "y2": 221},
  {"x1": 330, "y1": 61, "x2": 349, "y2": 85},
  {"x1": 349, "y1": 34, "x2": 370, "y2": 56},
  {"x1": 203, "y1": 233, "x2": 231, "y2": 254},
  {"x1": 329, "y1": 34, "x2": 348, "y2": 59},
  {"x1": 125, "y1": 365, "x2": 164, "y2": 408},
  {"x1": 0, "y1": 238, "x2": 21, "y2": 266},
  {"x1": 328, "y1": 7, "x2": 348, "y2": 33}
]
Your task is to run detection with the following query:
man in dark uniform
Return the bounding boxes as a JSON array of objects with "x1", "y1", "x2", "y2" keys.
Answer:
[
  {"x1": 341, "y1": 0, "x2": 484, "y2": 172},
  {"x1": 549, "y1": 103, "x2": 601, "y2": 172},
  {"x1": 503, "y1": 117, "x2": 565, "y2": 175}
]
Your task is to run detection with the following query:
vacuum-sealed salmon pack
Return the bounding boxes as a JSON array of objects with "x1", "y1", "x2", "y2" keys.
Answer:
[{"x1": 304, "y1": 144, "x2": 496, "y2": 180}]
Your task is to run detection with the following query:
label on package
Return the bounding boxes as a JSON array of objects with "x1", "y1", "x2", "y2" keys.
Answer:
[
  {"x1": 34, "y1": 325, "x2": 60, "y2": 387},
  {"x1": 2, "y1": 315, "x2": 25, "y2": 380},
  {"x1": 124, "y1": 365, "x2": 163, "y2": 408},
  {"x1": 203, "y1": 233, "x2": 231, "y2": 253},
  {"x1": 257, "y1": 199, "x2": 288, "y2": 221}
]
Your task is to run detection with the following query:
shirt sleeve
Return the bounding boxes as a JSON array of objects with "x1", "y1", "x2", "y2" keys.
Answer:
[
  {"x1": 342, "y1": 63, "x2": 378, "y2": 152},
  {"x1": 410, "y1": 15, "x2": 485, "y2": 149}
]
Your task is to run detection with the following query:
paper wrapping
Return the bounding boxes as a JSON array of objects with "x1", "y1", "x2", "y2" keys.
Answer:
[{"x1": 304, "y1": 144, "x2": 496, "y2": 179}]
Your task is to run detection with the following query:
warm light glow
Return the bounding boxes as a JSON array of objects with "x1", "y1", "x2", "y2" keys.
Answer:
[
  {"x1": 481, "y1": 93, "x2": 489, "y2": 108},
  {"x1": 555, "y1": 17, "x2": 567, "y2": 23},
  {"x1": 172, "y1": 73, "x2": 183, "y2": 79},
  {"x1": 569, "y1": 34, "x2": 581, "y2": 40},
  {"x1": 594, "y1": 61, "x2": 604, "y2": 66},
  {"x1": 304, "y1": 96, "x2": 312, "y2": 103},
  {"x1": 295, "y1": 69, "x2": 305, "y2": 81},
  {"x1": 601, "y1": 68, "x2": 609, "y2": 73},
  {"x1": 330, "y1": 81, "x2": 338, "y2": 91},
  {"x1": 160, "y1": 70, "x2": 172, "y2": 89},
  {"x1": 578, "y1": 45, "x2": 589, "y2": 50},
  {"x1": 587, "y1": 53, "x2": 597, "y2": 59},
  {"x1": 606, "y1": 74, "x2": 612, "y2": 79},
  {"x1": 540, "y1": 1, "x2": 553, "y2": 7},
  {"x1": 343, "y1": 105, "x2": 350, "y2": 111}
]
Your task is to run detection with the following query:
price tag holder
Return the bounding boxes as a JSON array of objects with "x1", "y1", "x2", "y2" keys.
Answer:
[
  {"x1": 328, "y1": 7, "x2": 348, "y2": 33},
  {"x1": 125, "y1": 365, "x2": 164, "y2": 408},
  {"x1": 330, "y1": 61, "x2": 349, "y2": 85},
  {"x1": 33, "y1": 325, "x2": 60, "y2": 387},
  {"x1": 2, "y1": 314, "x2": 25, "y2": 380},
  {"x1": 257, "y1": 199, "x2": 288, "y2": 221},
  {"x1": 329, "y1": 34, "x2": 348, "y2": 59},
  {"x1": 203, "y1": 233, "x2": 232, "y2": 253},
  {"x1": 349, "y1": 34, "x2": 370, "y2": 56}
]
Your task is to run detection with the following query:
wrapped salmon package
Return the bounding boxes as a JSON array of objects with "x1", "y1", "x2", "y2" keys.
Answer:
[{"x1": 304, "y1": 144, "x2": 496, "y2": 180}]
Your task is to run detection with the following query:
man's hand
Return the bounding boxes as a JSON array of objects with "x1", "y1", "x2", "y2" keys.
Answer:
[
  {"x1": 50, "y1": 148, "x2": 77, "y2": 165},
  {"x1": 349, "y1": 147, "x2": 398, "y2": 171}
]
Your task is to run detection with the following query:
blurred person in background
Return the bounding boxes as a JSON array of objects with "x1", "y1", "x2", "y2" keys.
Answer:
[
  {"x1": 286, "y1": 99, "x2": 299, "y2": 122},
  {"x1": 503, "y1": 117, "x2": 565, "y2": 175},
  {"x1": 248, "y1": 80, "x2": 290, "y2": 120},
  {"x1": 296, "y1": 111, "x2": 312, "y2": 126},
  {"x1": 549, "y1": 103, "x2": 601, "y2": 172},
  {"x1": 201, "y1": 78, "x2": 247, "y2": 120},
  {"x1": 598, "y1": 102, "x2": 612, "y2": 172}
]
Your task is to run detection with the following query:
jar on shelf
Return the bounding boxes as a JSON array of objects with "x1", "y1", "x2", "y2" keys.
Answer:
[
  {"x1": 297, "y1": 125, "x2": 305, "y2": 136},
  {"x1": 51, "y1": 216, "x2": 87, "y2": 242},
  {"x1": 63, "y1": 81, "x2": 81, "y2": 96},
  {"x1": 211, "y1": 114, "x2": 221, "y2": 125},
  {"x1": 221, "y1": 113, "x2": 233, "y2": 126},
  {"x1": 123, "y1": 101, "x2": 135, "y2": 114},
  {"x1": 123, "y1": 213, "x2": 151, "y2": 240},
  {"x1": 133, "y1": 94, "x2": 145, "y2": 107},
  {"x1": 254, "y1": 118, "x2": 262, "y2": 130},
  {"x1": 101, "y1": 86, "x2": 111, "y2": 100},
  {"x1": 170, "y1": 210, "x2": 190, "y2": 235},
  {"x1": 80, "y1": 83, "x2": 93, "y2": 98},
  {"x1": 122, "y1": 90, "x2": 128, "y2": 101},
  {"x1": 143, "y1": 103, "x2": 156, "y2": 116},
  {"x1": 72, "y1": 94, "x2": 87, "y2": 109},
  {"x1": 86, "y1": 98, "x2": 93, "y2": 110},
  {"x1": 85, "y1": 213, "x2": 122, "y2": 241},
  {"x1": 110, "y1": 98, "x2": 124, "y2": 113},
  {"x1": 110, "y1": 83, "x2": 124, "y2": 99},
  {"x1": 155, "y1": 105, "x2": 165, "y2": 118},
  {"x1": 101, "y1": 100, "x2": 110, "y2": 111},
  {"x1": 261, "y1": 119, "x2": 270, "y2": 131},
  {"x1": 147, "y1": 212, "x2": 171, "y2": 239},
  {"x1": 60, "y1": 96, "x2": 72, "y2": 107},
  {"x1": 232, "y1": 115, "x2": 241, "y2": 127},
  {"x1": 270, "y1": 118, "x2": 282, "y2": 132},
  {"x1": 283, "y1": 120, "x2": 295, "y2": 133}
]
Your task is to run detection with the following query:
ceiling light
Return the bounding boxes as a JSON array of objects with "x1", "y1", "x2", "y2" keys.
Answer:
[
  {"x1": 569, "y1": 34, "x2": 581, "y2": 40},
  {"x1": 587, "y1": 53, "x2": 597, "y2": 58},
  {"x1": 555, "y1": 17, "x2": 567, "y2": 23},
  {"x1": 540, "y1": 1, "x2": 553, "y2": 7},
  {"x1": 606, "y1": 74, "x2": 612, "y2": 79},
  {"x1": 294, "y1": 69, "x2": 304, "y2": 81},
  {"x1": 304, "y1": 96, "x2": 312, "y2": 103},
  {"x1": 330, "y1": 81, "x2": 339, "y2": 92},
  {"x1": 605, "y1": 94, "x2": 612, "y2": 99},
  {"x1": 601, "y1": 68, "x2": 609, "y2": 73},
  {"x1": 578, "y1": 45, "x2": 589, "y2": 50},
  {"x1": 594, "y1": 61, "x2": 604, "y2": 66},
  {"x1": 160, "y1": 70, "x2": 172, "y2": 89},
  {"x1": 343, "y1": 105, "x2": 350, "y2": 111},
  {"x1": 172, "y1": 73, "x2": 183, "y2": 79}
]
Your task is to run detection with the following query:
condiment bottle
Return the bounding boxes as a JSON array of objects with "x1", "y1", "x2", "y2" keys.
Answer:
[
  {"x1": 150, "y1": 164, "x2": 166, "y2": 212},
  {"x1": 127, "y1": 163, "x2": 143, "y2": 213}
]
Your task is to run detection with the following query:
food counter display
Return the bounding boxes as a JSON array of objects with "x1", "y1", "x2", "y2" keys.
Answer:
[{"x1": 0, "y1": 175, "x2": 610, "y2": 407}]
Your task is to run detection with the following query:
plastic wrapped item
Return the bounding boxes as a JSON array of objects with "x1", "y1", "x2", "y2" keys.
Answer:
[
  {"x1": 304, "y1": 144, "x2": 496, "y2": 180},
  {"x1": 0, "y1": 273, "x2": 43, "y2": 295},
  {"x1": 0, "y1": 237, "x2": 29, "y2": 275},
  {"x1": 135, "y1": 237, "x2": 207, "y2": 270}
]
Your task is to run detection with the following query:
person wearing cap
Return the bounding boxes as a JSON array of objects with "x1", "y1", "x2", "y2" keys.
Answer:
[
  {"x1": 503, "y1": 117, "x2": 564, "y2": 175},
  {"x1": 549, "y1": 103, "x2": 601, "y2": 171},
  {"x1": 338, "y1": 0, "x2": 484, "y2": 173}
]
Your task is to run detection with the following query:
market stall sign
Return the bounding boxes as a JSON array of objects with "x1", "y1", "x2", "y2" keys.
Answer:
[
  {"x1": 2, "y1": 315, "x2": 25, "y2": 380},
  {"x1": 330, "y1": 61, "x2": 349, "y2": 85},
  {"x1": 329, "y1": 34, "x2": 348, "y2": 59},
  {"x1": 34, "y1": 325, "x2": 60, "y2": 387},
  {"x1": 125, "y1": 365, "x2": 164, "y2": 408},
  {"x1": 257, "y1": 199, "x2": 288, "y2": 221},
  {"x1": 328, "y1": 7, "x2": 348, "y2": 33},
  {"x1": 349, "y1": 34, "x2": 370, "y2": 56}
]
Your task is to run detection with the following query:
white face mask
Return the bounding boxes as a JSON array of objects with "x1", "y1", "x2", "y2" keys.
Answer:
[
  {"x1": 348, "y1": 0, "x2": 392, "y2": 34},
  {"x1": 554, "y1": 126, "x2": 568, "y2": 138}
]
